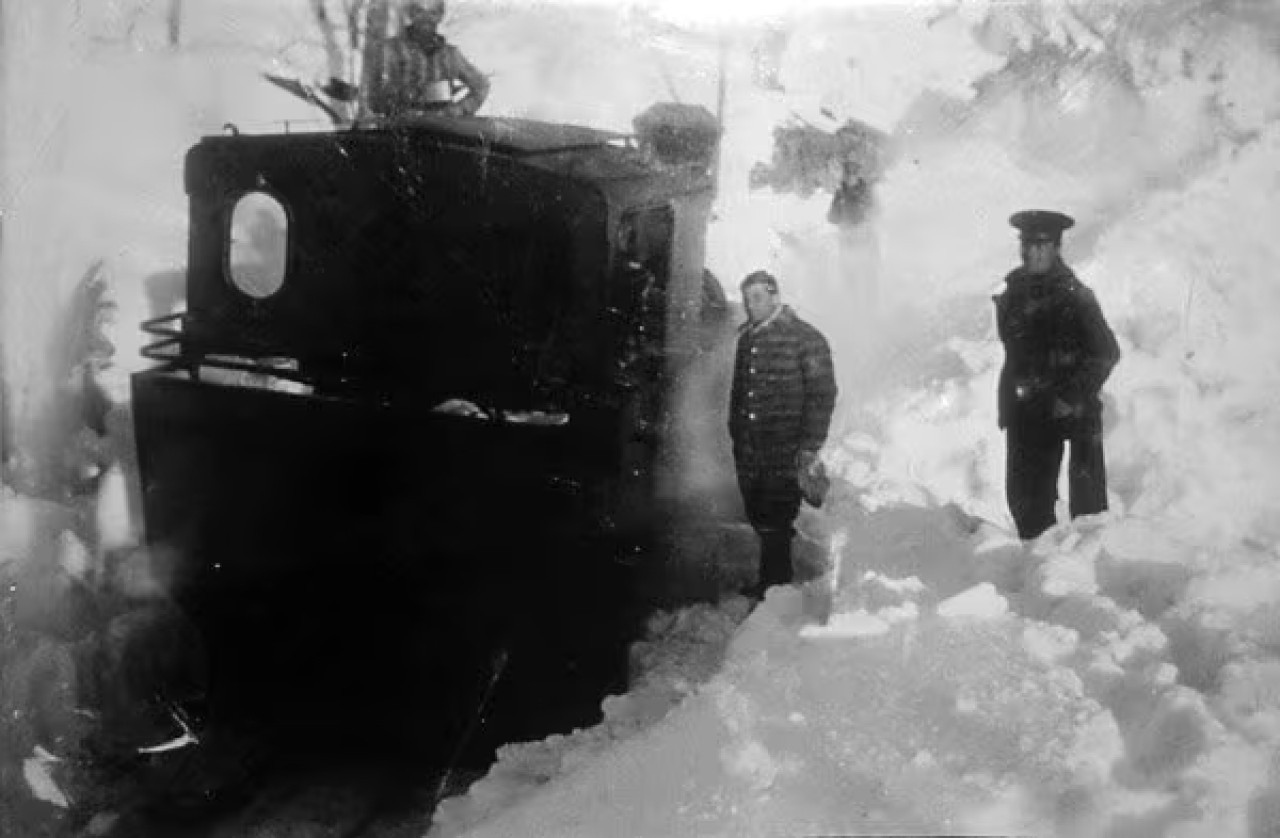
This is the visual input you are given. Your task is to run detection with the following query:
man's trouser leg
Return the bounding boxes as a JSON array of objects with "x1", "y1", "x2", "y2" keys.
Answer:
[
  {"x1": 1005, "y1": 421, "x2": 1064, "y2": 540},
  {"x1": 756, "y1": 527, "x2": 795, "y2": 590},
  {"x1": 1068, "y1": 422, "x2": 1109, "y2": 519},
  {"x1": 738, "y1": 471, "x2": 802, "y2": 595}
]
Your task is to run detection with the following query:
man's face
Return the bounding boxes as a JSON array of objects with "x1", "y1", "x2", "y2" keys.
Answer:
[
  {"x1": 405, "y1": 2, "x2": 444, "y2": 31},
  {"x1": 743, "y1": 284, "x2": 780, "y2": 324},
  {"x1": 1020, "y1": 239, "x2": 1059, "y2": 275}
]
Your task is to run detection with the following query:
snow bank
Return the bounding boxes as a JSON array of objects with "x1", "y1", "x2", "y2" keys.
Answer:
[
  {"x1": 441, "y1": 502, "x2": 1276, "y2": 837},
  {"x1": 1096, "y1": 123, "x2": 1280, "y2": 546},
  {"x1": 440, "y1": 571, "x2": 1127, "y2": 837}
]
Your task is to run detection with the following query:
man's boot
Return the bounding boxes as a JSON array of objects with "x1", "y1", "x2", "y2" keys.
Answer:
[{"x1": 754, "y1": 527, "x2": 795, "y2": 597}]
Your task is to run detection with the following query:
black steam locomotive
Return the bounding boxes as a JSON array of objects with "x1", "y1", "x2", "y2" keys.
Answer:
[{"x1": 131, "y1": 111, "x2": 724, "y2": 765}]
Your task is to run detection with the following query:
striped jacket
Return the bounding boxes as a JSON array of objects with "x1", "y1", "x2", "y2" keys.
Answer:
[{"x1": 729, "y1": 306, "x2": 837, "y2": 478}]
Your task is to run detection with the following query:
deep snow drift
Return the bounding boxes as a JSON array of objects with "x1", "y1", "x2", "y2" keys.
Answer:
[{"x1": 3, "y1": 1, "x2": 1280, "y2": 836}]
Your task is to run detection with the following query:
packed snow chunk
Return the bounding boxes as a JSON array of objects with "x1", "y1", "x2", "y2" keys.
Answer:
[
  {"x1": 800, "y1": 602, "x2": 920, "y2": 640},
  {"x1": 1036, "y1": 592, "x2": 1145, "y2": 644},
  {"x1": 814, "y1": 565, "x2": 930, "y2": 635},
  {"x1": 864, "y1": 570, "x2": 926, "y2": 600},
  {"x1": 22, "y1": 747, "x2": 69, "y2": 808},
  {"x1": 1035, "y1": 552, "x2": 1100, "y2": 599},
  {"x1": 937, "y1": 583, "x2": 1008, "y2": 619},
  {"x1": 800, "y1": 610, "x2": 890, "y2": 639},
  {"x1": 1099, "y1": 518, "x2": 1202, "y2": 570},
  {"x1": 1196, "y1": 557, "x2": 1280, "y2": 654},
  {"x1": 1249, "y1": 782, "x2": 1280, "y2": 838},
  {"x1": 1160, "y1": 736, "x2": 1272, "y2": 837},
  {"x1": 1098, "y1": 623, "x2": 1170, "y2": 670},
  {"x1": 1021, "y1": 623, "x2": 1081, "y2": 665},
  {"x1": 631, "y1": 600, "x2": 752, "y2": 694},
  {"x1": 1098, "y1": 555, "x2": 1197, "y2": 623},
  {"x1": 1218, "y1": 659, "x2": 1280, "y2": 740},
  {"x1": 94, "y1": 465, "x2": 138, "y2": 551},
  {"x1": 0, "y1": 490, "x2": 81, "y2": 567},
  {"x1": 828, "y1": 501, "x2": 986, "y2": 607},
  {"x1": 1121, "y1": 687, "x2": 1216, "y2": 785},
  {"x1": 719, "y1": 737, "x2": 792, "y2": 792},
  {"x1": 1027, "y1": 534, "x2": 1103, "y2": 600},
  {"x1": 970, "y1": 532, "x2": 1028, "y2": 594},
  {"x1": 1162, "y1": 600, "x2": 1251, "y2": 694}
]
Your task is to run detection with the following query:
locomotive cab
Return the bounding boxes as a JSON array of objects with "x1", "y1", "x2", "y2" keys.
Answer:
[{"x1": 131, "y1": 113, "x2": 719, "y2": 763}]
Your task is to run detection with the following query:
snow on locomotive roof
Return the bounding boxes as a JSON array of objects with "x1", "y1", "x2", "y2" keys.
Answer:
[
  {"x1": 384, "y1": 114, "x2": 632, "y2": 156},
  {"x1": 211, "y1": 115, "x2": 632, "y2": 157}
]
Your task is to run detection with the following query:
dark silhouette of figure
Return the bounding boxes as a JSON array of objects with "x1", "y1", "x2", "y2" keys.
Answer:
[
  {"x1": 994, "y1": 210, "x2": 1121, "y2": 539},
  {"x1": 371, "y1": 0, "x2": 489, "y2": 119}
]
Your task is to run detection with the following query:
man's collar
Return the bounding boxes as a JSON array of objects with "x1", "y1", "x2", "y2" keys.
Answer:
[
  {"x1": 742, "y1": 304, "x2": 788, "y2": 335},
  {"x1": 1007, "y1": 262, "x2": 1075, "y2": 286},
  {"x1": 405, "y1": 27, "x2": 445, "y2": 51}
]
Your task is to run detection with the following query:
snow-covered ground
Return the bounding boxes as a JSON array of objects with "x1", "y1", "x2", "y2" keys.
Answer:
[{"x1": 5, "y1": 0, "x2": 1280, "y2": 835}]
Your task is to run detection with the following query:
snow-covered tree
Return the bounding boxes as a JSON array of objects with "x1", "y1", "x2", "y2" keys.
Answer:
[{"x1": 0, "y1": 0, "x2": 92, "y2": 494}]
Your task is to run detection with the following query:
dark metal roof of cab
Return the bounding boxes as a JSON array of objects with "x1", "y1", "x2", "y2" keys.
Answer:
[
  {"x1": 188, "y1": 115, "x2": 712, "y2": 205},
  {"x1": 397, "y1": 114, "x2": 628, "y2": 156}
]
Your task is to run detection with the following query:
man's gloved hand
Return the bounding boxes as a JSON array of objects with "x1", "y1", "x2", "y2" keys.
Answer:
[
  {"x1": 1051, "y1": 397, "x2": 1083, "y2": 420},
  {"x1": 796, "y1": 450, "x2": 829, "y2": 508},
  {"x1": 441, "y1": 101, "x2": 474, "y2": 118}
]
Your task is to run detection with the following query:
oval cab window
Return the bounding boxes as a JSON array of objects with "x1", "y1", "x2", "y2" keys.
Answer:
[{"x1": 228, "y1": 191, "x2": 288, "y2": 299}]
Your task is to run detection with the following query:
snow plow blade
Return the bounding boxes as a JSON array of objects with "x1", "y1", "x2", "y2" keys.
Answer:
[{"x1": 132, "y1": 369, "x2": 638, "y2": 761}]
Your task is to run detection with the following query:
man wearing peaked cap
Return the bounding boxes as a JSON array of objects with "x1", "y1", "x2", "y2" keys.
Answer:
[
  {"x1": 993, "y1": 209, "x2": 1120, "y2": 540},
  {"x1": 1010, "y1": 209, "x2": 1075, "y2": 243}
]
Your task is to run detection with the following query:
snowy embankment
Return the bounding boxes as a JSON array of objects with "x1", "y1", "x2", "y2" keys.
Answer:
[{"x1": 432, "y1": 490, "x2": 1275, "y2": 835}]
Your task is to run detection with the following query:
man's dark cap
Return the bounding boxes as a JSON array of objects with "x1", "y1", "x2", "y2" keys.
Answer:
[
  {"x1": 740, "y1": 270, "x2": 779, "y2": 293},
  {"x1": 1010, "y1": 209, "x2": 1074, "y2": 243}
]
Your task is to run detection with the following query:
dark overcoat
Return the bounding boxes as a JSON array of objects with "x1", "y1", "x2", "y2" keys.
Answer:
[{"x1": 994, "y1": 264, "x2": 1120, "y2": 430}]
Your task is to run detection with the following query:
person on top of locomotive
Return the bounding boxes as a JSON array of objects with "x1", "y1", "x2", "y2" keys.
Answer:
[{"x1": 370, "y1": 0, "x2": 490, "y2": 119}]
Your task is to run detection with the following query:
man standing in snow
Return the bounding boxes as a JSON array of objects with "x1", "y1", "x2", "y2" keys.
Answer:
[
  {"x1": 729, "y1": 271, "x2": 837, "y2": 598},
  {"x1": 994, "y1": 210, "x2": 1121, "y2": 540},
  {"x1": 370, "y1": 0, "x2": 490, "y2": 119}
]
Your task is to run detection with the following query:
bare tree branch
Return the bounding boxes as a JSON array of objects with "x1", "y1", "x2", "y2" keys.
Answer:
[
  {"x1": 346, "y1": 0, "x2": 370, "y2": 53},
  {"x1": 358, "y1": 0, "x2": 393, "y2": 119},
  {"x1": 344, "y1": 0, "x2": 371, "y2": 85},
  {"x1": 309, "y1": 0, "x2": 347, "y2": 83}
]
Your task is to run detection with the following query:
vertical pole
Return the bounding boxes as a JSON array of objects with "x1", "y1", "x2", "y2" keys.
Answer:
[
  {"x1": 0, "y1": 0, "x2": 8, "y2": 483},
  {"x1": 712, "y1": 34, "x2": 728, "y2": 200},
  {"x1": 358, "y1": 0, "x2": 392, "y2": 121}
]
